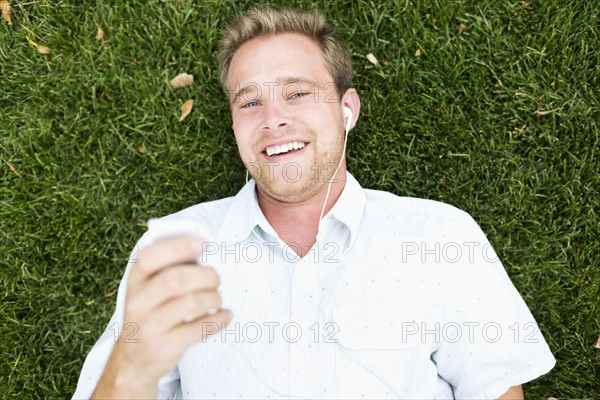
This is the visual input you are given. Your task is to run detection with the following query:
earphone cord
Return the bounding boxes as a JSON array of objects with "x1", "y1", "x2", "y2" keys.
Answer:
[
  {"x1": 245, "y1": 119, "x2": 350, "y2": 242},
  {"x1": 317, "y1": 124, "x2": 350, "y2": 230},
  {"x1": 234, "y1": 118, "x2": 375, "y2": 398}
]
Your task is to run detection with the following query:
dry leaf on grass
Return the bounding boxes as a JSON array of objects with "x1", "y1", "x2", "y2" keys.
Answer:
[
  {"x1": 534, "y1": 108, "x2": 560, "y2": 116},
  {"x1": 26, "y1": 35, "x2": 51, "y2": 55},
  {"x1": 514, "y1": 124, "x2": 527, "y2": 135},
  {"x1": 37, "y1": 45, "x2": 51, "y2": 55},
  {"x1": 1, "y1": 0, "x2": 11, "y2": 25},
  {"x1": 415, "y1": 48, "x2": 422, "y2": 57},
  {"x1": 522, "y1": 2, "x2": 534, "y2": 10},
  {"x1": 26, "y1": 35, "x2": 38, "y2": 48},
  {"x1": 94, "y1": 18, "x2": 105, "y2": 41},
  {"x1": 179, "y1": 99, "x2": 193, "y2": 122},
  {"x1": 3, "y1": 159, "x2": 22, "y2": 177},
  {"x1": 595, "y1": 332, "x2": 600, "y2": 349},
  {"x1": 366, "y1": 53, "x2": 378, "y2": 66},
  {"x1": 137, "y1": 146, "x2": 145, "y2": 154},
  {"x1": 170, "y1": 73, "x2": 194, "y2": 89}
]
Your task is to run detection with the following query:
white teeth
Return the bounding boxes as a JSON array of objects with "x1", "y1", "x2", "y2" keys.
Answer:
[{"x1": 265, "y1": 141, "x2": 305, "y2": 156}]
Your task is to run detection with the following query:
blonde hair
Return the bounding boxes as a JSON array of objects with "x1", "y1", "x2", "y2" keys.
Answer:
[{"x1": 218, "y1": 7, "x2": 352, "y2": 100}]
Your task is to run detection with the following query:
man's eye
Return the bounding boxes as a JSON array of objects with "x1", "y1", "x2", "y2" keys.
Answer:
[
  {"x1": 242, "y1": 101, "x2": 260, "y2": 108},
  {"x1": 289, "y1": 92, "x2": 308, "y2": 100}
]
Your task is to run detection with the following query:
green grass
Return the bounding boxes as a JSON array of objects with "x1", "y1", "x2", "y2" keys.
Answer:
[{"x1": 1, "y1": 0, "x2": 598, "y2": 398}]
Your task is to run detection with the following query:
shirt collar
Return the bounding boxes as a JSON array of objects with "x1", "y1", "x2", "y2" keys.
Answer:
[
  {"x1": 215, "y1": 180, "x2": 263, "y2": 245},
  {"x1": 323, "y1": 171, "x2": 366, "y2": 250},
  {"x1": 215, "y1": 172, "x2": 366, "y2": 248}
]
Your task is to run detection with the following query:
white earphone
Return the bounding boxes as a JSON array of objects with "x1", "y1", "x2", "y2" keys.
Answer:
[
  {"x1": 343, "y1": 106, "x2": 353, "y2": 132},
  {"x1": 315, "y1": 105, "x2": 353, "y2": 223}
]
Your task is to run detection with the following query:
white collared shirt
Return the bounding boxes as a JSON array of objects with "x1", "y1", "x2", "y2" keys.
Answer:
[{"x1": 73, "y1": 173, "x2": 555, "y2": 399}]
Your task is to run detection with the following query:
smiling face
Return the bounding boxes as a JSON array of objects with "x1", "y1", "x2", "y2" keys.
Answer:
[{"x1": 227, "y1": 33, "x2": 349, "y2": 203}]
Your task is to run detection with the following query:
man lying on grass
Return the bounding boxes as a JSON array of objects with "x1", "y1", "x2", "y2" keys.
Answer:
[{"x1": 74, "y1": 6, "x2": 555, "y2": 400}]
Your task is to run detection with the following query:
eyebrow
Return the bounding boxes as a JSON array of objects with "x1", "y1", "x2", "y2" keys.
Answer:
[{"x1": 230, "y1": 76, "x2": 321, "y2": 104}]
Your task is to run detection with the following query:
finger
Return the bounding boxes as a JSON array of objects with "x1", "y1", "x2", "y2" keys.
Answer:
[
  {"x1": 149, "y1": 290, "x2": 223, "y2": 334},
  {"x1": 129, "y1": 236, "x2": 204, "y2": 287},
  {"x1": 127, "y1": 265, "x2": 219, "y2": 319},
  {"x1": 168, "y1": 309, "x2": 233, "y2": 347}
]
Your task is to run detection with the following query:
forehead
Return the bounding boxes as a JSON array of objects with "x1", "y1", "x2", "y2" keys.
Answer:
[{"x1": 227, "y1": 33, "x2": 332, "y2": 91}]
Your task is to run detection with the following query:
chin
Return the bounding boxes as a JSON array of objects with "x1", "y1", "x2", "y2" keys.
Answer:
[{"x1": 257, "y1": 178, "x2": 320, "y2": 204}]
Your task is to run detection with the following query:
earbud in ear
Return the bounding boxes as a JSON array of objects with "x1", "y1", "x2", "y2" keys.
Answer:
[{"x1": 343, "y1": 106, "x2": 353, "y2": 132}]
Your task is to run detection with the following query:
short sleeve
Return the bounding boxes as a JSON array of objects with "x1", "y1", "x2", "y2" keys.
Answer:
[{"x1": 432, "y1": 213, "x2": 555, "y2": 399}]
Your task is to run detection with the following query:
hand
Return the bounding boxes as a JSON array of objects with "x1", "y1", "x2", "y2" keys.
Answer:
[{"x1": 92, "y1": 236, "x2": 231, "y2": 398}]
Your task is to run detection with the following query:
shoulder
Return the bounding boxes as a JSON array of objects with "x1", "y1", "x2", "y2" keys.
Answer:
[
  {"x1": 363, "y1": 188, "x2": 478, "y2": 232},
  {"x1": 145, "y1": 195, "x2": 236, "y2": 240},
  {"x1": 168, "y1": 195, "x2": 235, "y2": 221}
]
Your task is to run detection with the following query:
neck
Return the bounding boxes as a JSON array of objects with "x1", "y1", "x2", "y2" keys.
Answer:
[{"x1": 256, "y1": 171, "x2": 347, "y2": 257}]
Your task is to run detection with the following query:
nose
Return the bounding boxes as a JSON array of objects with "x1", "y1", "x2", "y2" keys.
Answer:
[{"x1": 261, "y1": 102, "x2": 289, "y2": 131}]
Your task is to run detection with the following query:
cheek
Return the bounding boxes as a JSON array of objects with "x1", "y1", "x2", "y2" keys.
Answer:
[
  {"x1": 231, "y1": 115, "x2": 242, "y2": 134},
  {"x1": 233, "y1": 132, "x2": 250, "y2": 154},
  {"x1": 231, "y1": 114, "x2": 247, "y2": 138},
  {"x1": 232, "y1": 112, "x2": 256, "y2": 139},
  {"x1": 232, "y1": 126, "x2": 255, "y2": 159}
]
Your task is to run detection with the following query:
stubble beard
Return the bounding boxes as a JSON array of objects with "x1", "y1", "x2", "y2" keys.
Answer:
[{"x1": 251, "y1": 141, "x2": 344, "y2": 204}]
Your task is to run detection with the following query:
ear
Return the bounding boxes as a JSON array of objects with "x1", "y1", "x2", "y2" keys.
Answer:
[
  {"x1": 341, "y1": 88, "x2": 361, "y2": 131},
  {"x1": 343, "y1": 107, "x2": 353, "y2": 131}
]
